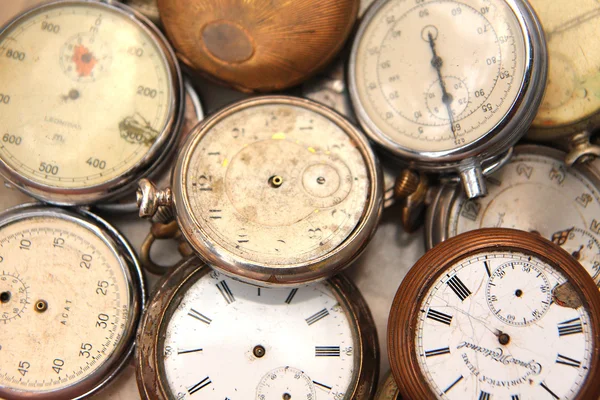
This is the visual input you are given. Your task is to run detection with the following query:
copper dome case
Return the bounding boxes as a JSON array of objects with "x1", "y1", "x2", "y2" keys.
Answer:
[{"x1": 158, "y1": 0, "x2": 359, "y2": 92}]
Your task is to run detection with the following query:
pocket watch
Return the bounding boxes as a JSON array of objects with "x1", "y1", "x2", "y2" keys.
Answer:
[
  {"x1": 374, "y1": 372, "x2": 401, "y2": 400},
  {"x1": 526, "y1": 0, "x2": 600, "y2": 165},
  {"x1": 0, "y1": 0, "x2": 184, "y2": 206},
  {"x1": 96, "y1": 77, "x2": 203, "y2": 213},
  {"x1": 157, "y1": 0, "x2": 358, "y2": 92},
  {"x1": 137, "y1": 95, "x2": 383, "y2": 286},
  {"x1": 388, "y1": 228, "x2": 600, "y2": 399},
  {"x1": 0, "y1": 204, "x2": 145, "y2": 399},
  {"x1": 348, "y1": 0, "x2": 547, "y2": 198},
  {"x1": 426, "y1": 144, "x2": 600, "y2": 286},
  {"x1": 136, "y1": 256, "x2": 379, "y2": 399}
]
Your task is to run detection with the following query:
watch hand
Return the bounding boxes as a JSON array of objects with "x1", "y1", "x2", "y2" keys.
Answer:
[{"x1": 427, "y1": 32, "x2": 457, "y2": 138}]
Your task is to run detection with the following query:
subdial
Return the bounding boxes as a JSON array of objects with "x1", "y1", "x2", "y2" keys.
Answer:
[
  {"x1": 0, "y1": 272, "x2": 29, "y2": 323},
  {"x1": 425, "y1": 76, "x2": 470, "y2": 123},
  {"x1": 60, "y1": 33, "x2": 111, "y2": 82},
  {"x1": 551, "y1": 227, "x2": 600, "y2": 283},
  {"x1": 256, "y1": 366, "x2": 316, "y2": 400},
  {"x1": 486, "y1": 260, "x2": 552, "y2": 326},
  {"x1": 301, "y1": 156, "x2": 353, "y2": 209}
]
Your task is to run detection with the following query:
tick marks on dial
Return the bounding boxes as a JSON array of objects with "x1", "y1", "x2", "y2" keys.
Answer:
[
  {"x1": 285, "y1": 288, "x2": 298, "y2": 304},
  {"x1": 305, "y1": 308, "x2": 329, "y2": 325},
  {"x1": 446, "y1": 275, "x2": 471, "y2": 301},
  {"x1": 188, "y1": 308, "x2": 212, "y2": 325},
  {"x1": 216, "y1": 280, "x2": 235, "y2": 304},
  {"x1": 187, "y1": 376, "x2": 211, "y2": 394},
  {"x1": 426, "y1": 309, "x2": 453, "y2": 325}
]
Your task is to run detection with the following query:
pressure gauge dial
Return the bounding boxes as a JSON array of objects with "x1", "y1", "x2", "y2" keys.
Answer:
[
  {"x1": 526, "y1": 0, "x2": 600, "y2": 164},
  {"x1": 0, "y1": 204, "x2": 144, "y2": 399},
  {"x1": 388, "y1": 228, "x2": 600, "y2": 399},
  {"x1": 0, "y1": 0, "x2": 183, "y2": 206},
  {"x1": 137, "y1": 96, "x2": 383, "y2": 286},
  {"x1": 349, "y1": 0, "x2": 547, "y2": 198},
  {"x1": 136, "y1": 257, "x2": 379, "y2": 399},
  {"x1": 427, "y1": 145, "x2": 600, "y2": 286}
]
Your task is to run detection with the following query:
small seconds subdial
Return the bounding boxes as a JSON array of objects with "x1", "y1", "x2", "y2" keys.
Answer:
[
  {"x1": 486, "y1": 260, "x2": 552, "y2": 326},
  {"x1": 552, "y1": 227, "x2": 600, "y2": 283},
  {"x1": 0, "y1": 272, "x2": 29, "y2": 323},
  {"x1": 256, "y1": 366, "x2": 317, "y2": 400}
]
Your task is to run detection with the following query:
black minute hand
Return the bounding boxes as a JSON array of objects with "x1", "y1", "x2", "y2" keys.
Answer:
[{"x1": 427, "y1": 31, "x2": 456, "y2": 138}]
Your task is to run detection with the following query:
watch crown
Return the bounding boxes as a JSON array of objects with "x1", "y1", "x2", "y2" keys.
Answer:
[
  {"x1": 137, "y1": 179, "x2": 173, "y2": 219},
  {"x1": 394, "y1": 169, "x2": 420, "y2": 199}
]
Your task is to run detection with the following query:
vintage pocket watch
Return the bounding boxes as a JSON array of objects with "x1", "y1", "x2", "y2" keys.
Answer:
[
  {"x1": 0, "y1": 0, "x2": 184, "y2": 206},
  {"x1": 526, "y1": 0, "x2": 600, "y2": 165},
  {"x1": 136, "y1": 256, "x2": 379, "y2": 399},
  {"x1": 348, "y1": 0, "x2": 547, "y2": 198},
  {"x1": 0, "y1": 204, "x2": 145, "y2": 399},
  {"x1": 426, "y1": 144, "x2": 600, "y2": 286},
  {"x1": 388, "y1": 228, "x2": 600, "y2": 399},
  {"x1": 137, "y1": 95, "x2": 383, "y2": 286}
]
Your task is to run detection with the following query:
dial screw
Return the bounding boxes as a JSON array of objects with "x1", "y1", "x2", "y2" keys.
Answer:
[
  {"x1": 498, "y1": 332, "x2": 510, "y2": 345},
  {"x1": 269, "y1": 175, "x2": 284, "y2": 188},
  {"x1": 515, "y1": 289, "x2": 523, "y2": 297},
  {"x1": 317, "y1": 176, "x2": 326, "y2": 185},
  {"x1": 283, "y1": 394, "x2": 292, "y2": 400},
  {"x1": 253, "y1": 344, "x2": 266, "y2": 358},
  {"x1": 35, "y1": 300, "x2": 48, "y2": 313},
  {"x1": 0, "y1": 291, "x2": 10, "y2": 303},
  {"x1": 394, "y1": 169, "x2": 420, "y2": 199}
]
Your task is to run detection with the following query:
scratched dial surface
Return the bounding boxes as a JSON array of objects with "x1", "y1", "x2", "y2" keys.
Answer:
[
  {"x1": 416, "y1": 251, "x2": 593, "y2": 399},
  {"x1": 353, "y1": 0, "x2": 527, "y2": 152},
  {"x1": 529, "y1": 0, "x2": 600, "y2": 131},
  {"x1": 0, "y1": 1, "x2": 171, "y2": 189},
  {"x1": 0, "y1": 216, "x2": 131, "y2": 393},
  {"x1": 160, "y1": 270, "x2": 356, "y2": 399},
  {"x1": 183, "y1": 103, "x2": 371, "y2": 267},
  {"x1": 448, "y1": 151, "x2": 600, "y2": 286}
]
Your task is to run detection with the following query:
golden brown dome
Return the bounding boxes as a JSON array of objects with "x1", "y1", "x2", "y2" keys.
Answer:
[{"x1": 158, "y1": 0, "x2": 359, "y2": 92}]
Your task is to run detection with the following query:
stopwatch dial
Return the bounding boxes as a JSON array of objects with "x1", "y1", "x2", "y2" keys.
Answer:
[
  {"x1": 529, "y1": 0, "x2": 600, "y2": 129},
  {"x1": 183, "y1": 103, "x2": 371, "y2": 266},
  {"x1": 354, "y1": 0, "x2": 527, "y2": 152},
  {"x1": 159, "y1": 271, "x2": 356, "y2": 398},
  {"x1": 0, "y1": 216, "x2": 131, "y2": 394},
  {"x1": 0, "y1": 2, "x2": 172, "y2": 189},
  {"x1": 450, "y1": 151, "x2": 600, "y2": 286},
  {"x1": 256, "y1": 366, "x2": 317, "y2": 399},
  {"x1": 416, "y1": 251, "x2": 593, "y2": 399}
]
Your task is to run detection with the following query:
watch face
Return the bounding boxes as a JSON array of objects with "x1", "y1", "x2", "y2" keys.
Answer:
[
  {"x1": 416, "y1": 250, "x2": 593, "y2": 399},
  {"x1": 449, "y1": 148, "x2": 600, "y2": 285},
  {"x1": 180, "y1": 100, "x2": 374, "y2": 269},
  {"x1": 158, "y1": 269, "x2": 359, "y2": 399},
  {"x1": 0, "y1": 214, "x2": 133, "y2": 397},
  {"x1": 0, "y1": 1, "x2": 174, "y2": 190},
  {"x1": 529, "y1": 0, "x2": 600, "y2": 131},
  {"x1": 352, "y1": 0, "x2": 527, "y2": 153}
]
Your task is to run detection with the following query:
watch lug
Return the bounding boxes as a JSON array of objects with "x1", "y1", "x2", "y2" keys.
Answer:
[
  {"x1": 458, "y1": 162, "x2": 487, "y2": 199},
  {"x1": 136, "y1": 178, "x2": 173, "y2": 219},
  {"x1": 565, "y1": 131, "x2": 600, "y2": 166}
]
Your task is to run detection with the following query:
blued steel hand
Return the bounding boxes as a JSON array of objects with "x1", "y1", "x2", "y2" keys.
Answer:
[{"x1": 427, "y1": 31, "x2": 457, "y2": 138}]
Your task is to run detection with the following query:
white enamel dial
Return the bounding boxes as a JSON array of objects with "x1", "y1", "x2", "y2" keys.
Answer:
[
  {"x1": 182, "y1": 102, "x2": 371, "y2": 267},
  {"x1": 0, "y1": 215, "x2": 132, "y2": 394},
  {"x1": 159, "y1": 270, "x2": 357, "y2": 399},
  {"x1": 417, "y1": 251, "x2": 593, "y2": 399},
  {"x1": 0, "y1": 2, "x2": 172, "y2": 189},
  {"x1": 449, "y1": 151, "x2": 600, "y2": 285},
  {"x1": 353, "y1": 0, "x2": 527, "y2": 152}
]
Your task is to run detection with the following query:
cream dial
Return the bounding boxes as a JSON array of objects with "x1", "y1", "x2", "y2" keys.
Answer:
[
  {"x1": 417, "y1": 251, "x2": 593, "y2": 399},
  {"x1": 160, "y1": 270, "x2": 356, "y2": 399},
  {"x1": 450, "y1": 150, "x2": 600, "y2": 285},
  {"x1": 0, "y1": 2, "x2": 172, "y2": 189},
  {"x1": 353, "y1": 0, "x2": 527, "y2": 152},
  {"x1": 529, "y1": 0, "x2": 600, "y2": 131},
  {"x1": 0, "y1": 215, "x2": 132, "y2": 395},
  {"x1": 182, "y1": 102, "x2": 371, "y2": 267}
]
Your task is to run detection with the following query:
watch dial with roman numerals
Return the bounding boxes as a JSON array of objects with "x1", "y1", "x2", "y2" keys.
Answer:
[
  {"x1": 158, "y1": 269, "x2": 358, "y2": 399},
  {"x1": 415, "y1": 251, "x2": 593, "y2": 399}
]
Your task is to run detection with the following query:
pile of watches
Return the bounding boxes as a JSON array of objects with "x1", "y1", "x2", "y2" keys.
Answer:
[{"x1": 1, "y1": 0, "x2": 599, "y2": 399}]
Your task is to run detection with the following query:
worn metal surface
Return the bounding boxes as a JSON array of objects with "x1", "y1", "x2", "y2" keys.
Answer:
[{"x1": 0, "y1": 1, "x2": 424, "y2": 397}]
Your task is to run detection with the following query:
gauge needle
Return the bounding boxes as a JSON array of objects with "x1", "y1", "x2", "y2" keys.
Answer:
[{"x1": 427, "y1": 32, "x2": 457, "y2": 138}]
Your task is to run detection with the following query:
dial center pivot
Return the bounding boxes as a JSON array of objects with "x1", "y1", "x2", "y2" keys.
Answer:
[
  {"x1": 253, "y1": 344, "x2": 266, "y2": 358},
  {"x1": 35, "y1": 299, "x2": 48, "y2": 313},
  {"x1": 283, "y1": 393, "x2": 292, "y2": 400},
  {"x1": 0, "y1": 291, "x2": 10, "y2": 303}
]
